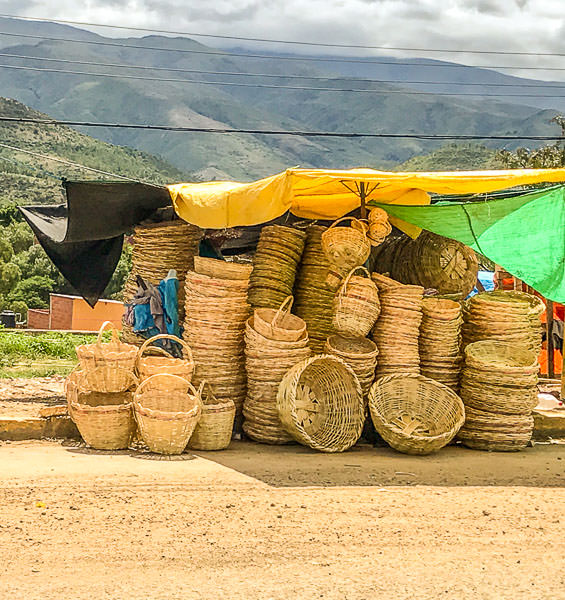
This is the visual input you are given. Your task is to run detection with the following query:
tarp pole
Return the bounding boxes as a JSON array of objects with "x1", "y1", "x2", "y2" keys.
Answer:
[
  {"x1": 359, "y1": 182, "x2": 368, "y2": 220},
  {"x1": 547, "y1": 300, "x2": 555, "y2": 379}
]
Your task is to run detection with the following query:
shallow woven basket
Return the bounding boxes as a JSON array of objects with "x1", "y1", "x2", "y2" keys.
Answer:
[
  {"x1": 133, "y1": 374, "x2": 201, "y2": 455},
  {"x1": 464, "y1": 340, "x2": 539, "y2": 373},
  {"x1": 276, "y1": 354, "x2": 364, "y2": 453},
  {"x1": 253, "y1": 296, "x2": 307, "y2": 342},
  {"x1": 333, "y1": 266, "x2": 381, "y2": 337},
  {"x1": 188, "y1": 382, "x2": 235, "y2": 451},
  {"x1": 76, "y1": 321, "x2": 138, "y2": 392},
  {"x1": 194, "y1": 256, "x2": 253, "y2": 280},
  {"x1": 321, "y1": 217, "x2": 371, "y2": 271},
  {"x1": 135, "y1": 334, "x2": 195, "y2": 384},
  {"x1": 65, "y1": 369, "x2": 136, "y2": 450},
  {"x1": 368, "y1": 374, "x2": 465, "y2": 455}
]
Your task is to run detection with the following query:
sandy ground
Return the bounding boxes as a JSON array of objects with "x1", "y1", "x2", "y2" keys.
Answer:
[
  {"x1": 1, "y1": 440, "x2": 564, "y2": 600},
  {"x1": 0, "y1": 377, "x2": 65, "y2": 418}
]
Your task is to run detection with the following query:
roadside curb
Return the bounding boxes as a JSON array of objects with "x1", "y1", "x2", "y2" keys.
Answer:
[
  {"x1": 0, "y1": 416, "x2": 80, "y2": 441},
  {"x1": 533, "y1": 409, "x2": 565, "y2": 441}
]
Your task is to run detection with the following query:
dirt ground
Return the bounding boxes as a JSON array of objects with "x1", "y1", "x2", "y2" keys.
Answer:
[{"x1": 1, "y1": 440, "x2": 564, "y2": 600}]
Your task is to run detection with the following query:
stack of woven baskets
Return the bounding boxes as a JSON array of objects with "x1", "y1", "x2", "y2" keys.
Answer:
[
  {"x1": 458, "y1": 340, "x2": 539, "y2": 451},
  {"x1": 294, "y1": 225, "x2": 336, "y2": 353},
  {"x1": 247, "y1": 225, "x2": 306, "y2": 309},
  {"x1": 243, "y1": 297, "x2": 311, "y2": 444},
  {"x1": 122, "y1": 220, "x2": 202, "y2": 344},
  {"x1": 419, "y1": 298, "x2": 463, "y2": 392},
  {"x1": 462, "y1": 290, "x2": 544, "y2": 353},
  {"x1": 183, "y1": 260, "x2": 252, "y2": 418},
  {"x1": 370, "y1": 272, "x2": 423, "y2": 378}
]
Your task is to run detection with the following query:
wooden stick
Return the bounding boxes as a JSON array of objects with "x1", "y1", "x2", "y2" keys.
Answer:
[{"x1": 547, "y1": 300, "x2": 555, "y2": 379}]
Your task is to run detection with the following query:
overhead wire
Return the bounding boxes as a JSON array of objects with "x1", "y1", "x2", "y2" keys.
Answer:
[
  {"x1": 0, "y1": 30, "x2": 564, "y2": 72},
  {"x1": 1, "y1": 14, "x2": 565, "y2": 57},
  {"x1": 1, "y1": 116, "x2": 563, "y2": 141},
  {"x1": 2, "y1": 51, "x2": 565, "y2": 89},
  {"x1": 3, "y1": 63, "x2": 565, "y2": 98}
]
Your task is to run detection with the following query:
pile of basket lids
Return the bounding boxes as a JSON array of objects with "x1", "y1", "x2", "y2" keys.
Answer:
[{"x1": 65, "y1": 212, "x2": 543, "y2": 455}]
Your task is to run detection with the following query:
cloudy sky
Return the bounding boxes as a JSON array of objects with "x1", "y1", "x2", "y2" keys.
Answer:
[{"x1": 3, "y1": 0, "x2": 565, "y2": 78}]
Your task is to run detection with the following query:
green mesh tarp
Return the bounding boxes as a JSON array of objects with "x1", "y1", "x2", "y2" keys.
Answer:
[{"x1": 371, "y1": 185, "x2": 565, "y2": 303}]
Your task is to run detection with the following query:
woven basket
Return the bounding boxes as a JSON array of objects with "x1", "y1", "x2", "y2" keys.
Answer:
[
  {"x1": 188, "y1": 382, "x2": 235, "y2": 451},
  {"x1": 368, "y1": 374, "x2": 465, "y2": 455},
  {"x1": 133, "y1": 374, "x2": 201, "y2": 455},
  {"x1": 276, "y1": 355, "x2": 364, "y2": 452},
  {"x1": 321, "y1": 217, "x2": 371, "y2": 271},
  {"x1": 194, "y1": 256, "x2": 253, "y2": 280},
  {"x1": 464, "y1": 340, "x2": 538, "y2": 372},
  {"x1": 136, "y1": 334, "x2": 195, "y2": 383},
  {"x1": 65, "y1": 369, "x2": 136, "y2": 450},
  {"x1": 333, "y1": 266, "x2": 380, "y2": 337},
  {"x1": 253, "y1": 296, "x2": 306, "y2": 342},
  {"x1": 76, "y1": 321, "x2": 138, "y2": 392}
]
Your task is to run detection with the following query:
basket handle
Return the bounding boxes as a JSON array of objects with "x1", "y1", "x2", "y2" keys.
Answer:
[
  {"x1": 327, "y1": 216, "x2": 365, "y2": 231},
  {"x1": 136, "y1": 334, "x2": 194, "y2": 370},
  {"x1": 337, "y1": 265, "x2": 371, "y2": 297},
  {"x1": 271, "y1": 296, "x2": 294, "y2": 327},
  {"x1": 96, "y1": 321, "x2": 121, "y2": 345},
  {"x1": 135, "y1": 373, "x2": 198, "y2": 397}
]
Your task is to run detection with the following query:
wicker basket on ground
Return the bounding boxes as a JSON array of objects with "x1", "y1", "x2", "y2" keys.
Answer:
[
  {"x1": 133, "y1": 373, "x2": 201, "y2": 455},
  {"x1": 243, "y1": 314, "x2": 311, "y2": 444},
  {"x1": 76, "y1": 321, "x2": 138, "y2": 393},
  {"x1": 370, "y1": 274, "x2": 423, "y2": 378},
  {"x1": 293, "y1": 225, "x2": 335, "y2": 353},
  {"x1": 183, "y1": 270, "x2": 251, "y2": 418},
  {"x1": 419, "y1": 297, "x2": 463, "y2": 392},
  {"x1": 457, "y1": 340, "x2": 539, "y2": 451},
  {"x1": 122, "y1": 220, "x2": 202, "y2": 344},
  {"x1": 333, "y1": 266, "x2": 381, "y2": 337},
  {"x1": 65, "y1": 369, "x2": 137, "y2": 450},
  {"x1": 188, "y1": 382, "x2": 235, "y2": 451},
  {"x1": 135, "y1": 334, "x2": 194, "y2": 384},
  {"x1": 276, "y1": 355, "x2": 364, "y2": 452},
  {"x1": 248, "y1": 225, "x2": 306, "y2": 310},
  {"x1": 368, "y1": 373, "x2": 465, "y2": 455}
]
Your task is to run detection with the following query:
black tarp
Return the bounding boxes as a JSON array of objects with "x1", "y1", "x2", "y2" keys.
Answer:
[{"x1": 20, "y1": 180, "x2": 171, "y2": 306}]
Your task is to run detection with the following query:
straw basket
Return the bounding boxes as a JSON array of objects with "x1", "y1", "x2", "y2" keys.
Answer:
[
  {"x1": 194, "y1": 256, "x2": 253, "y2": 280},
  {"x1": 368, "y1": 374, "x2": 465, "y2": 455},
  {"x1": 65, "y1": 369, "x2": 136, "y2": 450},
  {"x1": 76, "y1": 321, "x2": 138, "y2": 392},
  {"x1": 253, "y1": 296, "x2": 306, "y2": 342},
  {"x1": 321, "y1": 217, "x2": 371, "y2": 271},
  {"x1": 188, "y1": 382, "x2": 235, "y2": 451},
  {"x1": 133, "y1": 374, "x2": 201, "y2": 455},
  {"x1": 367, "y1": 208, "x2": 392, "y2": 246},
  {"x1": 136, "y1": 334, "x2": 194, "y2": 383},
  {"x1": 333, "y1": 266, "x2": 380, "y2": 337},
  {"x1": 277, "y1": 355, "x2": 364, "y2": 452}
]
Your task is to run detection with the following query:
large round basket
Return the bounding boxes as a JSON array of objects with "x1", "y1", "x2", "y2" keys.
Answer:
[
  {"x1": 133, "y1": 374, "x2": 201, "y2": 455},
  {"x1": 193, "y1": 256, "x2": 253, "y2": 280},
  {"x1": 135, "y1": 334, "x2": 195, "y2": 383},
  {"x1": 65, "y1": 369, "x2": 136, "y2": 450},
  {"x1": 276, "y1": 354, "x2": 364, "y2": 452},
  {"x1": 188, "y1": 382, "x2": 235, "y2": 451},
  {"x1": 76, "y1": 321, "x2": 138, "y2": 392},
  {"x1": 253, "y1": 296, "x2": 306, "y2": 342},
  {"x1": 368, "y1": 373, "x2": 465, "y2": 455},
  {"x1": 321, "y1": 217, "x2": 371, "y2": 271}
]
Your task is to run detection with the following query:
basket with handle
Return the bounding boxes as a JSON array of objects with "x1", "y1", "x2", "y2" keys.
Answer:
[
  {"x1": 65, "y1": 368, "x2": 137, "y2": 450},
  {"x1": 136, "y1": 334, "x2": 195, "y2": 383},
  {"x1": 193, "y1": 256, "x2": 253, "y2": 280},
  {"x1": 276, "y1": 354, "x2": 364, "y2": 453},
  {"x1": 188, "y1": 381, "x2": 236, "y2": 451},
  {"x1": 333, "y1": 266, "x2": 380, "y2": 337},
  {"x1": 133, "y1": 373, "x2": 202, "y2": 455},
  {"x1": 253, "y1": 296, "x2": 307, "y2": 342},
  {"x1": 76, "y1": 321, "x2": 138, "y2": 392},
  {"x1": 321, "y1": 217, "x2": 371, "y2": 271},
  {"x1": 368, "y1": 373, "x2": 465, "y2": 455}
]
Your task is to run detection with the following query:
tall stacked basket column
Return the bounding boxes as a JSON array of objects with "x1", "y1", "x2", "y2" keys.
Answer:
[{"x1": 183, "y1": 264, "x2": 252, "y2": 419}]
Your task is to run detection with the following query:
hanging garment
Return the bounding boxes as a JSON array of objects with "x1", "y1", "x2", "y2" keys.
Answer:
[{"x1": 158, "y1": 272, "x2": 180, "y2": 338}]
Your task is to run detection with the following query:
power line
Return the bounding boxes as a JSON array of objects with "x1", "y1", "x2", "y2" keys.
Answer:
[
  {"x1": 4, "y1": 63, "x2": 565, "y2": 98},
  {"x1": 1, "y1": 116, "x2": 563, "y2": 141},
  {"x1": 1, "y1": 30, "x2": 564, "y2": 72},
  {"x1": 3, "y1": 51, "x2": 565, "y2": 89},
  {"x1": 1, "y1": 14, "x2": 564, "y2": 57},
  {"x1": 0, "y1": 140, "x2": 163, "y2": 186}
]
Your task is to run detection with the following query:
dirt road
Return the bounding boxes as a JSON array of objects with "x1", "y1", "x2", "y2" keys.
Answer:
[{"x1": 1, "y1": 440, "x2": 564, "y2": 599}]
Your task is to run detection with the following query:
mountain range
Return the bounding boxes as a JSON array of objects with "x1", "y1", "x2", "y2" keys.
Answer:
[{"x1": 0, "y1": 16, "x2": 562, "y2": 181}]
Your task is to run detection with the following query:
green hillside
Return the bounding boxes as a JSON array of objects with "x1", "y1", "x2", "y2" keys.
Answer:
[{"x1": 397, "y1": 143, "x2": 498, "y2": 171}]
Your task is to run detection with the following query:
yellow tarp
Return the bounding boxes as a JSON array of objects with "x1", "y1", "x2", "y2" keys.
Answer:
[{"x1": 168, "y1": 167, "x2": 565, "y2": 234}]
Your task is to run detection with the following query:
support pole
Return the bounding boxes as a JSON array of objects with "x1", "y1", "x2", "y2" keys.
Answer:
[
  {"x1": 359, "y1": 181, "x2": 368, "y2": 220},
  {"x1": 547, "y1": 300, "x2": 555, "y2": 379}
]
